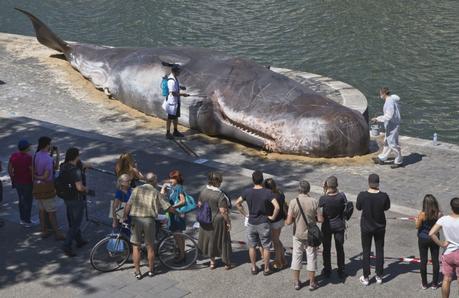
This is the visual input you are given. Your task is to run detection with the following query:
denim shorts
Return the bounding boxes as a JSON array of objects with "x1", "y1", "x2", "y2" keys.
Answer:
[{"x1": 247, "y1": 222, "x2": 272, "y2": 248}]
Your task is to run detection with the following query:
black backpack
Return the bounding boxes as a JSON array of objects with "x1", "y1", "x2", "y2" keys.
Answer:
[
  {"x1": 343, "y1": 199, "x2": 354, "y2": 221},
  {"x1": 55, "y1": 166, "x2": 77, "y2": 200}
]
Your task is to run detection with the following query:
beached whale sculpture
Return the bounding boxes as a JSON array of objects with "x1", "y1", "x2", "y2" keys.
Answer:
[{"x1": 17, "y1": 8, "x2": 369, "y2": 157}]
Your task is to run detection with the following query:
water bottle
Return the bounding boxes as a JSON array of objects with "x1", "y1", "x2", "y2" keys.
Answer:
[{"x1": 433, "y1": 133, "x2": 438, "y2": 146}]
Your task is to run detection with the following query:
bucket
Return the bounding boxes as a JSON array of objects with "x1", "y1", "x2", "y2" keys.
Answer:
[{"x1": 370, "y1": 124, "x2": 380, "y2": 137}]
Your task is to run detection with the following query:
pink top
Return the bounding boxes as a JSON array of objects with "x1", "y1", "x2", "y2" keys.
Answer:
[
  {"x1": 34, "y1": 151, "x2": 54, "y2": 183},
  {"x1": 9, "y1": 152, "x2": 33, "y2": 184}
]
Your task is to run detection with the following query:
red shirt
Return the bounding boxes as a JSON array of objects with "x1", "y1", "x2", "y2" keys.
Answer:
[{"x1": 9, "y1": 152, "x2": 33, "y2": 185}]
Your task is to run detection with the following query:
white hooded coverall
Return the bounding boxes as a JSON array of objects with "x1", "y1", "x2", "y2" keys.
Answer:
[{"x1": 376, "y1": 94, "x2": 402, "y2": 164}]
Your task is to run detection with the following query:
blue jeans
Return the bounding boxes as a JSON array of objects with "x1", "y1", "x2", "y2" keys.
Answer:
[
  {"x1": 63, "y1": 199, "x2": 85, "y2": 249},
  {"x1": 16, "y1": 184, "x2": 33, "y2": 222}
]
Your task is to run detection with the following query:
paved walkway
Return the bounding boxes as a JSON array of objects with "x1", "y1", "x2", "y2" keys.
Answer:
[{"x1": 1, "y1": 33, "x2": 458, "y2": 297}]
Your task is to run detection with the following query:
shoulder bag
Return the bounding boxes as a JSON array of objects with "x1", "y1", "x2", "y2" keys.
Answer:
[
  {"x1": 296, "y1": 197, "x2": 323, "y2": 247},
  {"x1": 32, "y1": 154, "x2": 56, "y2": 200}
]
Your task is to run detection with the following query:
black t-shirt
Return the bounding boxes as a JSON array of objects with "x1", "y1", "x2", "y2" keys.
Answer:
[
  {"x1": 356, "y1": 191, "x2": 391, "y2": 232},
  {"x1": 270, "y1": 193, "x2": 285, "y2": 223},
  {"x1": 319, "y1": 192, "x2": 347, "y2": 231},
  {"x1": 59, "y1": 163, "x2": 83, "y2": 200},
  {"x1": 241, "y1": 187, "x2": 274, "y2": 225}
]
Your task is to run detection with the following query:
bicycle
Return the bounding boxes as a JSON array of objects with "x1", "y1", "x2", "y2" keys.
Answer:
[{"x1": 89, "y1": 219, "x2": 198, "y2": 272}]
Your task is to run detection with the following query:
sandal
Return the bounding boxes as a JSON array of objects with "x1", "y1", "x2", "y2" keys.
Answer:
[
  {"x1": 224, "y1": 264, "x2": 233, "y2": 270},
  {"x1": 134, "y1": 271, "x2": 142, "y2": 280},
  {"x1": 294, "y1": 282, "x2": 301, "y2": 291},
  {"x1": 251, "y1": 267, "x2": 259, "y2": 275},
  {"x1": 263, "y1": 269, "x2": 273, "y2": 276},
  {"x1": 309, "y1": 283, "x2": 319, "y2": 291},
  {"x1": 209, "y1": 262, "x2": 216, "y2": 270}
]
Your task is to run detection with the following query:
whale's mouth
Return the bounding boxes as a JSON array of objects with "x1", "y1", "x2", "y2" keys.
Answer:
[{"x1": 212, "y1": 96, "x2": 276, "y2": 150}]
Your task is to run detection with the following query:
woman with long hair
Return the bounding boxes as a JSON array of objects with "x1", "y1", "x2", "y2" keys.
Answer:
[
  {"x1": 264, "y1": 178, "x2": 287, "y2": 270},
  {"x1": 416, "y1": 194, "x2": 441, "y2": 290},
  {"x1": 114, "y1": 153, "x2": 144, "y2": 188}
]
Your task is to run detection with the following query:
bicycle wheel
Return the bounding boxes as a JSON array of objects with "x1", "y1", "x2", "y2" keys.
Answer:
[
  {"x1": 158, "y1": 232, "x2": 198, "y2": 270},
  {"x1": 90, "y1": 236, "x2": 130, "y2": 272}
]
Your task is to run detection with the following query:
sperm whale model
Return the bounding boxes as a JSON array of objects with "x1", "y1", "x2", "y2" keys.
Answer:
[{"x1": 16, "y1": 8, "x2": 369, "y2": 157}]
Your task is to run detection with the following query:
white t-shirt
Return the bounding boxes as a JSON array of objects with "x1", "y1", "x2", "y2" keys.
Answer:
[
  {"x1": 436, "y1": 215, "x2": 459, "y2": 254},
  {"x1": 166, "y1": 74, "x2": 179, "y2": 115}
]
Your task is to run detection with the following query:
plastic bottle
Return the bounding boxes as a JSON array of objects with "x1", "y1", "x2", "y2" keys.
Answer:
[{"x1": 433, "y1": 133, "x2": 438, "y2": 146}]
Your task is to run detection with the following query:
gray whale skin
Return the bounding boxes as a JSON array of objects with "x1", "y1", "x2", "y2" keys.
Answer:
[{"x1": 17, "y1": 8, "x2": 369, "y2": 157}]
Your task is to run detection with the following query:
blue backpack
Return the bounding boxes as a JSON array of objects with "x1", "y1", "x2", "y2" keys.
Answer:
[
  {"x1": 161, "y1": 76, "x2": 174, "y2": 97},
  {"x1": 197, "y1": 201, "x2": 212, "y2": 225}
]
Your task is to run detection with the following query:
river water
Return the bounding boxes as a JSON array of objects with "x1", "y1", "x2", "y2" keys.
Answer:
[{"x1": 1, "y1": 0, "x2": 458, "y2": 144}]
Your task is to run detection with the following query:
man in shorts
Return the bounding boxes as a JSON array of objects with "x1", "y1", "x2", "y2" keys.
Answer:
[
  {"x1": 235, "y1": 170, "x2": 279, "y2": 275},
  {"x1": 123, "y1": 172, "x2": 176, "y2": 279},
  {"x1": 285, "y1": 180, "x2": 323, "y2": 291},
  {"x1": 34, "y1": 136, "x2": 65, "y2": 240},
  {"x1": 429, "y1": 197, "x2": 459, "y2": 298},
  {"x1": 165, "y1": 65, "x2": 190, "y2": 139}
]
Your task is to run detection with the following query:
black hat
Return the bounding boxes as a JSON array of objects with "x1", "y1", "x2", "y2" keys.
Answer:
[{"x1": 368, "y1": 173, "x2": 380, "y2": 188}]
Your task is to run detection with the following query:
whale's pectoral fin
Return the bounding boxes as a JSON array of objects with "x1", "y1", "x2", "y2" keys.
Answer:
[{"x1": 15, "y1": 8, "x2": 70, "y2": 54}]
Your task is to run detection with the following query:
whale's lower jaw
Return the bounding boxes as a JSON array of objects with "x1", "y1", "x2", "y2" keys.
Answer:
[{"x1": 212, "y1": 105, "x2": 369, "y2": 157}]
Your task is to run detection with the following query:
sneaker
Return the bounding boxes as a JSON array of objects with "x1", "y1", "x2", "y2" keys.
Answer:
[
  {"x1": 360, "y1": 276, "x2": 369, "y2": 286},
  {"x1": 172, "y1": 130, "x2": 184, "y2": 137},
  {"x1": 375, "y1": 276, "x2": 383, "y2": 284},
  {"x1": 431, "y1": 283, "x2": 438, "y2": 290},
  {"x1": 20, "y1": 220, "x2": 33, "y2": 228},
  {"x1": 421, "y1": 284, "x2": 428, "y2": 290},
  {"x1": 166, "y1": 132, "x2": 173, "y2": 139}
]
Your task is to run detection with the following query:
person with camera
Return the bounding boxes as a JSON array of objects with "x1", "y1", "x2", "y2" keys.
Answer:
[
  {"x1": 165, "y1": 65, "x2": 190, "y2": 139},
  {"x1": 59, "y1": 148, "x2": 93, "y2": 257},
  {"x1": 285, "y1": 180, "x2": 323, "y2": 291},
  {"x1": 33, "y1": 136, "x2": 65, "y2": 240}
]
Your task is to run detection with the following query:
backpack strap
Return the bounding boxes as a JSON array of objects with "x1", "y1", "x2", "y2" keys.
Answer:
[{"x1": 296, "y1": 197, "x2": 310, "y2": 227}]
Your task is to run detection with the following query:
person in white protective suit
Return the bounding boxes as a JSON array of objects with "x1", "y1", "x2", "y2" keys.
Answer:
[{"x1": 371, "y1": 87, "x2": 403, "y2": 168}]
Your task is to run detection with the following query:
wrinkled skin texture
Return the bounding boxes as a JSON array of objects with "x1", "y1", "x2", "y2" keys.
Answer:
[{"x1": 17, "y1": 9, "x2": 369, "y2": 157}]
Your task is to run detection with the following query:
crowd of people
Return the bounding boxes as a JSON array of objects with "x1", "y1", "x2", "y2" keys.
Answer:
[{"x1": 2, "y1": 137, "x2": 459, "y2": 297}]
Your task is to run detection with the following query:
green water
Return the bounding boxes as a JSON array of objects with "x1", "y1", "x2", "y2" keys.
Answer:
[{"x1": 2, "y1": 0, "x2": 458, "y2": 143}]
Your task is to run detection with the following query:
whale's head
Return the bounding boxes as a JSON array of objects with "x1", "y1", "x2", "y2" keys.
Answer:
[{"x1": 208, "y1": 90, "x2": 369, "y2": 157}]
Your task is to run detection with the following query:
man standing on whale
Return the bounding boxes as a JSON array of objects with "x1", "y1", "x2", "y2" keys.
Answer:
[
  {"x1": 371, "y1": 87, "x2": 403, "y2": 168},
  {"x1": 165, "y1": 65, "x2": 189, "y2": 139}
]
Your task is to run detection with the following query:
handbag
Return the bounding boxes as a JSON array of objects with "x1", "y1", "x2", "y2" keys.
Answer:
[
  {"x1": 106, "y1": 237, "x2": 125, "y2": 253},
  {"x1": 33, "y1": 181, "x2": 56, "y2": 200},
  {"x1": 296, "y1": 198, "x2": 323, "y2": 247},
  {"x1": 32, "y1": 153, "x2": 56, "y2": 200},
  {"x1": 177, "y1": 193, "x2": 197, "y2": 213}
]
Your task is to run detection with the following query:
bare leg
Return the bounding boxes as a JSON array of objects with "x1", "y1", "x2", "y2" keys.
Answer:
[
  {"x1": 132, "y1": 244, "x2": 141, "y2": 273},
  {"x1": 272, "y1": 228, "x2": 285, "y2": 267},
  {"x1": 262, "y1": 247, "x2": 271, "y2": 272},
  {"x1": 442, "y1": 276, "x2": 451, "y2": 298},
  {"x1": 292, "y1": 269, "x2": 300, "y2": 284},
  {"x1": 173, "y1": 119, "x2": 178, "y2": 131},
  {"x1": 39, "y1": 209, "x2": 49, "y2": 237},
  {"x1": 146, "y1": 245, "x2": 155, "y2": 272},
  {"x1": 173, "y1": 234, "x2": 185, "y2": 259},
  {"x1": 48, "y1": 211, "x2": 65, "y2": 240},
  {"x1": 249, "y1": 247, "x2": 257, "y2": 270},
  {"x1": 308, "y1": 270, "x2": 316, "y2": 286},
  {"x1": 166, "y1": 119, "x2": 171, "y2": 133}
]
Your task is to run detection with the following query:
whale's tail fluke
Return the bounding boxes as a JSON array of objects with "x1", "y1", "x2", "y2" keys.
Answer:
[{"x1": 15, "y1": 8, "x2": 70, "y2": 54}]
